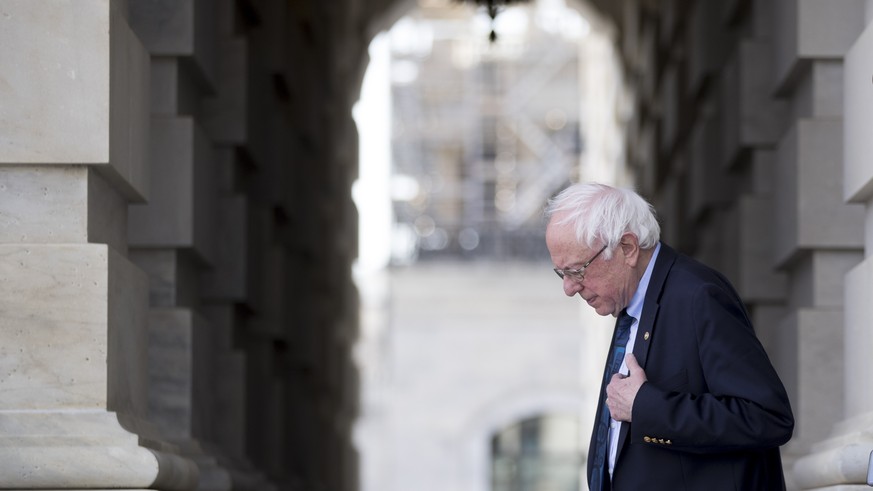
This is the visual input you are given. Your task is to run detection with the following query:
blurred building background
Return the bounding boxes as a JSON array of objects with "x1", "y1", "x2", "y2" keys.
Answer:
[
  {"x1": 2, "y1": 1, "x2": 873, "y2": 491},
  {"x1": 353, "y1": 3, "x2": 622, "y2": 491},
  {"x1": 378, "y1": 1, "x2": 625, "y2": 265}
]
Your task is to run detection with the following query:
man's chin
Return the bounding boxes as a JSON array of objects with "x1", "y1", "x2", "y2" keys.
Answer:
[
  {"x1": 582, "y1": 297, "x2": 612, "y2": 316},
  {"x1": 591, "y1": 305, "x2": 615, "y2": 317}
]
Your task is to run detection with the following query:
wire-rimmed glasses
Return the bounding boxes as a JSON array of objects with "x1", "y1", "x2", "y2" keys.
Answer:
[{"x1": 553, "y1": 244, "x2": 607, "y2": 282}]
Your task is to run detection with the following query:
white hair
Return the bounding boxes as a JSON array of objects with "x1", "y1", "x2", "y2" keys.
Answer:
[{"x1": 545, "y1": 182, "x2": 660, "y2": 257}]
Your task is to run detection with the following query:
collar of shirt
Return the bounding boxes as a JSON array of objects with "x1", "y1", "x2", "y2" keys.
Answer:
[{"x1": 625, "y1": 241, "x2": 661, "y2": 322}]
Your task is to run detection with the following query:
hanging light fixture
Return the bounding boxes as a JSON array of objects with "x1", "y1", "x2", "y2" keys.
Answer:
[{"x1": 460, "y1": 0, "x2": 531, "y2": 42}]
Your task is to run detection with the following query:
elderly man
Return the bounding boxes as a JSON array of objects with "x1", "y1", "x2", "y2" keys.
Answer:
[{"x1": 545, "y1": 182, "x2": 794, "y2": 491}]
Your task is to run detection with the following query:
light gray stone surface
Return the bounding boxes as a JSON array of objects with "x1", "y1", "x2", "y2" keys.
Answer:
[
  {"x1": 0, "y1": 166, "x2": 89, "y2": 243},
  {"x1": 0, "y1": 1, "x2": 150, "y2": 201},
  {"x1": 0, "y1": 244, "x2": 146, "y2": 411},
  {"x1": 773, "y1": 0, "x2": 866, "y2": 92},
  {"x1": 775, "y1": 119, "x2": 864, "y2": 266},
  {"x1": 0, "y1": 410, "x2": 198, "y2": 490},
  {"x1": 108, "y1": 1, "x2": 151, "y2": 202},
  {"x1": 0, "y1": 166, "x2": 129, "y2": 252},
  {"x1": 797, "y1": 309, "x2": 845, "y2": 445},
  {"x1": 0, "y1": 0, "x2": 112, "y2": 164},
  {"x1": 844, "y1": 258, "x2": 873, "y2": 416},
  {"x1": 843, "y1": 21, "x2": 873, "y2": 202}
]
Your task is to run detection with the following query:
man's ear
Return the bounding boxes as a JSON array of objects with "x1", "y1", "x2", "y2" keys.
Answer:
[{"x1": 620, "y1": 233, "x2": 640, "y2": 265}]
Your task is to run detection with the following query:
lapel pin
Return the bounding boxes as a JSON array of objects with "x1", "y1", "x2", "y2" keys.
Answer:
[{"x1": 644, "y1": 331, "x2": 650, "y2": 341}]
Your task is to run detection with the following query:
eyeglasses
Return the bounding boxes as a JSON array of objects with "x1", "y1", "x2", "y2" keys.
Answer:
[{"x1": 553, "y1": 244, "x2": 607, "y2": 282}]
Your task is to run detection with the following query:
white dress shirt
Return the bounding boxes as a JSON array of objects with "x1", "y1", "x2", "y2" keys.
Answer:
[{"x1": 607, "y1": 242, "x2": 661, "y2": 477}]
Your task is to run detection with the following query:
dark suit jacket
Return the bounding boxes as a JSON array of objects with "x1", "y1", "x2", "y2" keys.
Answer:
[{"x1": 587, "y1": 243, "x2": 794, "y2": 490}]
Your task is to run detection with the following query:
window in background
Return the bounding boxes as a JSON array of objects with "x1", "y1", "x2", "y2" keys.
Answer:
[{"x1": 491, "y1": 414, "x2": 584, "y2": 491}]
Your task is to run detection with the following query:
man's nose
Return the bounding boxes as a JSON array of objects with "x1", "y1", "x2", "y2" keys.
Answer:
[{"x1": 563, "y1": 277, "x2": 582, "y2": 297}]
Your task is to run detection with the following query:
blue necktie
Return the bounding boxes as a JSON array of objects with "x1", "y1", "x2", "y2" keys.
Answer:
[{"x1": 590, "y1": 310, "x2": 634, "y2": 491}]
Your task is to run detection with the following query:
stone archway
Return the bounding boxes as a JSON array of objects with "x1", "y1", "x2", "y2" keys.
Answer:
[{"x1": 459, "y1": 388, "x2": 590, "y2": 491}]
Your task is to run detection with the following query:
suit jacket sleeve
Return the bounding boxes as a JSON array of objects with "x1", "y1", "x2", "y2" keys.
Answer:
[{"x1": 630, "y1": 271, "x2": 794, "y2": 454}]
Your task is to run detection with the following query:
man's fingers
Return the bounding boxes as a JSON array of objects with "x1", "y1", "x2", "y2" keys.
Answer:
[{"x1": 625, "y1": 353, "x2": 648, "y2": 382}]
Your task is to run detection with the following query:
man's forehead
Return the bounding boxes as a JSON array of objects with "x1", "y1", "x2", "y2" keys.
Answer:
[
  {"x1": 546, "y1": 219, "x2": 575, "y2": 242},
  {"x1": 547, "y1": 225, "x2": 594, "y2": 256}
]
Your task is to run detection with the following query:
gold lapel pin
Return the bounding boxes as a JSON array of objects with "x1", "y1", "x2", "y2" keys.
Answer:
[{"x1": 644, "y1": 331, "x2": 650, "y2": 341}]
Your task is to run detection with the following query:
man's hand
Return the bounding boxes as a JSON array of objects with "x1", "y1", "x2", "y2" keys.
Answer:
[{"x1": 605, "y1": 354, "x2": 647, "y2": 422}]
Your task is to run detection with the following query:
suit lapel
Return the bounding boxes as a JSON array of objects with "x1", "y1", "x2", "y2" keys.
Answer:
[{"x1": 631, "y1": 243, "x2": 676, "y2": 368}]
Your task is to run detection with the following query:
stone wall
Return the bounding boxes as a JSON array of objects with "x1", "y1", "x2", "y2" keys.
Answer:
[
  {"x1": 0, "y1": 0, "x2": 369, "y2": 489},
  {"x1": 615, "y1": 0, "x2": 873, "y2": 489}
]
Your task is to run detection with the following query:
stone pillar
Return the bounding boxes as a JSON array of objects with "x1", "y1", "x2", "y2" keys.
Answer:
[
  {"x1": 126, "y1": 1, "x2": 266, "y2": 489},
  {"x1": 202, "y1": 1, "x2": 288, "y2": 486},
  {"x1": 0, "y1": 1, "x2": 197, "y2": 489},
  {"x1": 200, "y1": 1, "x2": 283, "y2": 488},
  {"x1": 712, "y1": 1, "x2": 789, "y2": 371},
  {"x1": 619, "y1": 1, "x2": 868, "y2": 488},
  {"x1": 792, "y1": 4, "x2": 873, "y2": 488}
]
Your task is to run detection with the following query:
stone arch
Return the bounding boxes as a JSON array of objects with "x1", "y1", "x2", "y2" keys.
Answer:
[{"x1": 457, "y1": 386, "x2": 592, "y2": 491}]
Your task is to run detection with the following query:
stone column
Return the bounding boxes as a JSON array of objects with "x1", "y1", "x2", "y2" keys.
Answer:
[
  {"x1": 792, "y1": 4, "x2": 873, "y2": 489},
  {"x1": 619, "y1": 2, "x2": 868, "y2": 488},
  {"x1": 710, "y1": 1, "x2": 790, "y2": 380},
  {"x1": 126, "y1": 1, "x2": 256, "y2": 489},
  {"x1": 198, "y1": 1, "x2": 281, "y2": 488},
  {"x1": 0, "y1": 1, "x2": 197, "y2": 489}
]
